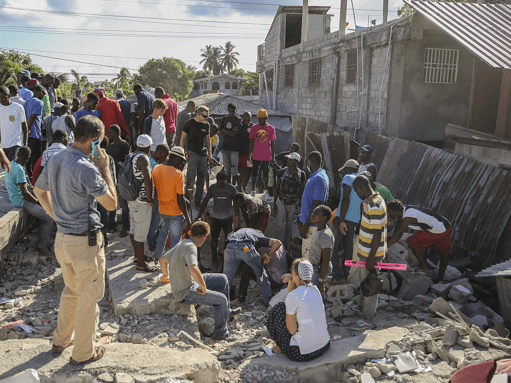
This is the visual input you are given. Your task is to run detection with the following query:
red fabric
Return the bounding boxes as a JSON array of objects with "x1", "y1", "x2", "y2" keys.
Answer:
[
  {"x1": 96, "y1": 98, "x2": 129, "y2": 136},
  {"x1": 31, "y1": 157, "x2": 42, "y2": 186},
  {"x1": 238, "y1": 154, "x2": 249, "y2": 168},
  {"x1": 450, "y1": 360, "x2": 495, "y2": 383},
  {"x1": 161, "y1": 94, "x2": 178, "y2": 134},
  {"x1": 407, "y1": 226, "x2": 452, "y2": 253},
  {"x1": 253, "y1": 212, "x2": 270, "y2": 233}
]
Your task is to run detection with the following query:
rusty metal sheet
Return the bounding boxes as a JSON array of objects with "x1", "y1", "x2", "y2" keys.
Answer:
[{"x1": 371, "y1": 134, "x2": 511, "y2": 270}]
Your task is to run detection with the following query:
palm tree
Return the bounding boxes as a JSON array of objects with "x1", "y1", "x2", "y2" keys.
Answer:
[
  {"x1": 200, "y1": 45, "x2": 224, "y2": 76},
  {"x1": 221, "y1": 41, "x2": 239, "y2": 74},
  {"x1": 113, "y1": 67, "x2": 132, "y2": 88}
]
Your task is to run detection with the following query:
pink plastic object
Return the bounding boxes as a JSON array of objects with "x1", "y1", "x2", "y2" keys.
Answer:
[{"x1": 344, "y1": 260, "x2": 407, "y2": 271}]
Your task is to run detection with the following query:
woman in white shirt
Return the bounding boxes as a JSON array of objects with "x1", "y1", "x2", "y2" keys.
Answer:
[{"x1": 266, "y1": 259, "x2": 330, "y2": 362}]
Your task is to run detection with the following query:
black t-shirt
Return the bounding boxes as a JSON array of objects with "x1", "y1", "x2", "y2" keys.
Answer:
[
  {"x1": 220, "y1": 115, "x2": 241, "y2": 152},
  {"x1": 238, "y1": 122, "x2": 253, "y2": 156},
  {"x1": 183, "y1": 118, "x2": 210, "y2": 156},
  {"x1": 106, "y1": 140, "x2": 131, "y2": 174}
]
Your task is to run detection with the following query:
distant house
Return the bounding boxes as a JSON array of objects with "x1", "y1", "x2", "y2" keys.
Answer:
[
  {"x1": 256, "y1": 2, "x2": 511, "y2": 151},
  {"x1": 191, "y1": 74, "x2": 244, "y2": 97}
]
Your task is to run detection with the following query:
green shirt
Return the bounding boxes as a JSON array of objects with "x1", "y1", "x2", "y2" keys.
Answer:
[
  {"x1": 376, "y1": 183, "x2": 394, "y2": 204},
  {"x1": 42, "y1": 94, "x2": 51, "y2": 117}
]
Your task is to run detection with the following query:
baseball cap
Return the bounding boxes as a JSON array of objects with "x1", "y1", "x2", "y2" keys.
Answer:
[
  {"x1": 31, "y1": 72, "x2": 43, "y2": 79},
  {"x1": 136, "y1": 134, "x2": 153, "y2": 148},
  {"x1": 19, "y1": 70, "x2": 30, "y2": 75},
  {"x1": 53, "y1": 102, "x2": 64, "y2": 109},
  {"x1": 115, "y1": 89, "x2": 124, "y2": 95},
  {"x1": 339, "y1": 159, "x2": 359, "y2": 172},
  {"x1": 286, "y1": 152, "x2": 301, "y2": 162},
  {"x1": 170, "y1": 146, "x2": 187, "y2": 161},
  {"x1": 360, "y1": 144, "x2": 374, "y2": 153}
]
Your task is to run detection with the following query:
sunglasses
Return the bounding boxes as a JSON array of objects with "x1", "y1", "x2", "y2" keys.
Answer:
[{"x1": 200, "y1": 113, "x2": 209, "y2": 119}]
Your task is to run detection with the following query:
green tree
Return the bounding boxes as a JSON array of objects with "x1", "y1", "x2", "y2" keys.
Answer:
[
  {"x1": 200, "y1": 45, "x2": 224, "y2": 76},
  {"x1": 136, "y1": 57, "x2": 194, "y2": 101},
  {"x1": 194, "y1": 70, "x2": 211, "y2": 80},
  {"x1": 221, "y1": 41, "x2": 240, "y2": 74},
  {"x1": 230, "y1": 68, "x2": 246, "y2": 78},
  {"x1": 113, "y1": 68, "x2": 132, "y2": 89},
  {"x1": 0, "y1": 49, "x2": 43, "y2": 86},
  {"x1": 239, "y1": 71, "x2": 259, "y2": 95}
]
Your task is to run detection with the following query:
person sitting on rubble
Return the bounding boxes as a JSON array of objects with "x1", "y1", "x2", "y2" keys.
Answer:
[
  {"x1": 159, "y1": 221, "x2": 241, "y2": 341},
  {"x1": 233, "y1": 192, "x2": 271, "y2": 233},
  {"x1": 266, "y1": 259, "x2": 330, "y2": 362},
  {"x1": 387, "y1": 200, "x2": 451, "y2": 284}
]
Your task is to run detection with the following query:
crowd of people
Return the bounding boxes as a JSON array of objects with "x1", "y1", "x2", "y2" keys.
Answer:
[{"x1": 0, "y1": 70, "x2": 455, "y2": 365}]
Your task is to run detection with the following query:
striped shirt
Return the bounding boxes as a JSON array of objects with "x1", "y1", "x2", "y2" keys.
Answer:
[
  {"x1": 41, "y1": 143, "x2": 66, "y2": 167},
  {"x1": 358, "y1": 193, "x2": 387, "y2": 258}
]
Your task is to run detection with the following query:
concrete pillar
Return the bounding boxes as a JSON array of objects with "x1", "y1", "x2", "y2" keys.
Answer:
[
  {"x1": 383, "y1": 0, "x2": 388, "y2": 23},
  {"x1": 339, "y1": 0, "x2": 348, "y2": 39},
  {"x1": 301, "y1": 0, "x2": 309, "y2": 45}
]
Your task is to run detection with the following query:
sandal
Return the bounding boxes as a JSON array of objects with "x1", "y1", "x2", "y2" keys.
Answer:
[
  {"x1": 52, "y1": 341, "x2": 73, "y2": 354},
  {"x1": 136, "y1": 265, "x2": 158, "y2": 273},
  {"x1": 69, "y1": 345, "x2": 105, "y2": 365},
  {"x1": 133, "y1": 256, "x2": 155, "y2": 264}
]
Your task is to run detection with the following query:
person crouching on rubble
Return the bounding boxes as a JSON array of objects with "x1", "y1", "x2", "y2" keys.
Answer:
[
  {"x1": 387, "y1": 200, "x2": 451, "y2": 284},
  {"x1": 266, "y1": 259, "x2": 330, "y2": 362}
]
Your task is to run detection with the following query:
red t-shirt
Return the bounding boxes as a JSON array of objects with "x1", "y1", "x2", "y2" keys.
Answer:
[{"x1": 161, "y1": 94, "x2": 178, "y2": 134}]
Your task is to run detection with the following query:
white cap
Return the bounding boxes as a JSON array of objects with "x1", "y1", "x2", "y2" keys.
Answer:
[
  {"x1": 286, "y1": 152, "x2": 301, "y2": 162},
  {"x1": 136, "y1": 134, "x2": 153, "y2": 148},
  {"x1": 53, "y1": 102, "x2": 64, "y2": 108},
  {"x1": 115, "y1": 89, "x2": 124, "y2": 95},
  {"x1": 170, "y1": 146, "x2": 187, "y2": 161}
]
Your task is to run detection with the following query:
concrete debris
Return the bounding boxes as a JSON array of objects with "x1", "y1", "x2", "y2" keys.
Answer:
[
  {"x1": 114, "y1": 372, "x2": 135, "y2": 383},
  {"x1": 448, "y1": 284, "x2": 472, "y2": 304},
  {"x1": 329, "y1": 306, "x2": 343, "y2": 320},
  {"x1": 326, "y1": 284, "x2": 355, "y2": 305},
  {"x1": 97, "y1": 372, "x2": 115, "y2": 382},
  {"x1": 430, "y1": 283, "x2": 451, "y2": 298},
  {"x1": 398, "y1": 274, "x2": 433, "y2": 301},
  {"x1": 456, "y1": 335, "x2": 473, "y2": 348},
  {"x1": 441, "y1": 324, "x2": 458, "y2": 346},
  {"x1": 198, "y1": 317, "x2": 215, "y2": 337},
  {"x1": 442, "y1": 265, "x2": 463, "y2": 281},
  {"x1": 470, "y1": 314, "x2": 488, "y2": 328},
  {"x1": 376, "y1": 360, "x2": 397, "y2": 374}
]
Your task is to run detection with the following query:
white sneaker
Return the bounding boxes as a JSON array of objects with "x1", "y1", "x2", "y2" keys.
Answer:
[
  {"x1": 147, "y1": 249, "x2": 154, "y2": 257},
  {"x1": 263, "y1": 190, "x2": 270, "y2": 199},
  {"x1": 251, "y1": 191, "x2": 256, "y2": 197}
]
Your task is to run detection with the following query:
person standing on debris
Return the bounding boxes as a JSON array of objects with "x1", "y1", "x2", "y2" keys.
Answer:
[
  {"x1": 266, "y1": 259, "x2": 330, "y2": 361},
  {"x1": 34, "y1": 115, "x2": 117, "y2": 365},
  {"x1": 152, "y1": 146, "x2": 191, "y2": 262},
  {"x1": 223, "y1": 228, "x2": 282, "y2": 307},
  {"x1": 0, "y1": 86, "x2": 28, "y2": 161},
  {"x1": 387, "y1": 200, "x2": 451, "y2": 283},
  {"x1": 176, "y1": 100, "x2": 195, "y2": 146},
  {"x1": 249, "y1": 109, "x2": 276, "y2": 193},
  {"x1": 195, "y1": 171, "x2": 237, "y2": 272},
  {"x1": 128, "y1": 134, "x2": 155, "y2": 272},
  {"x1": 154, "y1": 87, "x2": 178, "y2": 148},
  {"x1": 180, "y1": 105, "x2": 212, "y2": 209},
  {"x1": 238, "y1": 111, "x2": 253, "y2": 192},
  {"x1": 6, "y1": 146, "x2": 54, "y2": 256},
  {"x1": 160, "y1": 221, "x2": 242, "y2": 340},
  {"x1": 233, "y1": 192, "x2": 271, "y2": 233},
  {"x1": 219, "y1": 102, "x2": 242, "y2": 186},
  {"x1": 331, "y1": 159, "x2": 362, "y2": 284},
  {"x1": 357, "y1": 144, "x2": 377, "y2": 180},
  {"x1": 346, "y1": 175, "x2": 387, "y2": 331},
  {"x1": 143, "y1": 98, "x2": 168, "y2": 153},
  {"x1": 134, "y1": 84, "x2": 155, "y2": 137},
  {"x1": 298, "y1": 151, "x2": 329, "y2": 260},
  {"x1": 274, "y1": 152, "x2": 305, "y2": 247},
  {"x1": 308, "y1": 205, "x2": 334, "y2": 294}
]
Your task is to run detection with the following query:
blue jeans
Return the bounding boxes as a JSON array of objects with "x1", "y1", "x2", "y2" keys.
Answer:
[
  {"x1": 221, "y1": 149, "x2": 239, "y2": 176},
  {"x1": 23, "y1": 201, "x2": 54, "y2": 248},
  {"x1": 147, "y1": 197, "x2": 160, "y2": 251},
  {"x1": 184, "y1": 273, "x2": 231, "y2": 337},
  {"x1": 224, "y1": 243, "x2": 272, "y2": 303},
  {"x1": 331, "y1": 217, "x2": 357, "y2": 280},
  {"x1": 312, "y1": 263, "x2": 332, "y2": 286},
  {"x1": 185, "y1": 151, "x2": 207, "y2": 206},
  {"x1": 154, "y1": 214, "x2": 184, "y2": 260}
]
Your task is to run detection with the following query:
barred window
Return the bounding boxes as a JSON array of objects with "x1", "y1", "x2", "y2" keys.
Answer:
[
  {"x1": 309, "y1": 59, "x2": 321, "y2": 86},
  {"x1": 423, "y1": 48, "x2": 459, "y2": 83},
  {"x1": 346, "y1": 50, "x2": 357, "y2": 84},
  {"x1": 265, "y1": 70, "x2": 273, "y2": 91},
  {"x1": 285, "y1": 65, "x2": 295, "y2": 88}
]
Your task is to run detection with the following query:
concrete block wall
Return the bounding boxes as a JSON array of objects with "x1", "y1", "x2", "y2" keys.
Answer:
[{"x1": 368, "y1": 45, "x2": 391, "y2": 133}]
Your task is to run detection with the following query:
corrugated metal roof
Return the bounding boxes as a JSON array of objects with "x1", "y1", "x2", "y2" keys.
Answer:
[
  {"x1": 178, "y1": 93, "x2": 290, "y2": 118},
  {"x1": 407, "y1": 1, "x2": 511, "y2": 69},
  {"x1": 276, "y1": 6, "x2": 331, "y2": 16},
  {"x1": 476, "y1": 259, "x2": 511, "y2": 277},
  {"x1": 364, "y1": 131, "x2": 511, "y2": 270}
]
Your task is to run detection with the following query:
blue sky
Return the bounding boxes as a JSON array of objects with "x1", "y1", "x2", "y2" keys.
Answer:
[{"x1": 0, "y1": 0, "x2": 402, "y2": 82}]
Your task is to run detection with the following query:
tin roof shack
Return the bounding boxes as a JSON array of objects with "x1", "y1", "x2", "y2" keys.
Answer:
[
  {"x1": 477, "y1": 261, "x2": 511, "y2": 330},
  {"x1": 256, "y1": 2, "x2": 511, "y2": 147}
]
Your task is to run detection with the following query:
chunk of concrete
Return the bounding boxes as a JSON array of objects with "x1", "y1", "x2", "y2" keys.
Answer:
[
  {"x1": 397, "y1": 273, "x2": 433, "y2": 301},
  {"x1": 442, "y1": 265, "x2": 462, "y2": 282},
  {"x1": 429, "y1": 297, "x2": 474, "y2": 326},
  {"x1": 457, "y1": 335, "x2": 473, "y2": 348},
  {"x1": 442, "y1": 324, "x2": 458, "y2": 346},
  {"x1": 21, "y1": 250, "x2": 39, "y2": 268},
  {"x1": 471, "y1": 315, "x2": 488, "y2": 329},
  {"x1": 412, "y1": 294, "x2": 434, "y2": 307},
  {"x1": 376, "y1": 360, "x2": 397, "y2": 374},
  {"x1": 326, "y1": 284, "x2": 355, "y2": 305},
  {"x1": 115, "y1": 373, "x2": 134, "y2": 383},
  {"x1": 199, "y1": 317, "x2": 215, "y2": 337},
  {"x1": 430, "y1": 283, "x2": 451, "y2": 298},
  {"x1": 448, "y1": 285, "x2": 472, "y2": 304}
]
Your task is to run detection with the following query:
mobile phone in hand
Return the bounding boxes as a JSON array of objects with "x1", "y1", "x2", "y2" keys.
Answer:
[{"x1": 91, "y1": 139, "x2": 100, "y2": 159}]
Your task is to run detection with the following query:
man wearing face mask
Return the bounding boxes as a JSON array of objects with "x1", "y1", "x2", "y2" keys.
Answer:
[{"x1": 298, "y1": 151, "x2": 329, "y2": 261}]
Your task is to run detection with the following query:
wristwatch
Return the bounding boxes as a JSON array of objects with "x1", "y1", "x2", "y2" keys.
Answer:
[{"x1": 318, "y1": 278, "x2": 324, "y2": 283}]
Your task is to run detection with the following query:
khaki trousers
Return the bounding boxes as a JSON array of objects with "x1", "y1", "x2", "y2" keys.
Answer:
[
  {"x1": 53, "y1": 231, "x2": 105, "y2": 362},
  {"x1": 348, "y1": 254, "x2": 384, "y2": 320}
]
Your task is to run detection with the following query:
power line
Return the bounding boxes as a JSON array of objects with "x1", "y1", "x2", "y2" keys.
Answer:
[{"x1": 96, "y1": 0, "x2": 277, "y2": 11}]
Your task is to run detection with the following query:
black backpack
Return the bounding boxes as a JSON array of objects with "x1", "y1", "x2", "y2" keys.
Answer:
[{"x1": 117, "y1": 153, "x2": 142, "y2": 201}]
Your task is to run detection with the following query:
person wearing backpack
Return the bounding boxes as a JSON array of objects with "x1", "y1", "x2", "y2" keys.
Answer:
[
  {"x1": 274, "y1": 152, "x2": 305, "y2": 247},
  {"x1": 127, "y1": 134, "x2": 155, "y2": 272}
]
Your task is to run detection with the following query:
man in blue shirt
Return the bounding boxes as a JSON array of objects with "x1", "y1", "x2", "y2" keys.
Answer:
[
  {"x1": 5, "y1": 146, "x2": 54, "y2": 256},
  {"x1": 134, "y1": 84, "x2": 154, "y2": 138},
  {"x1": 298, "y1": 151, "x2": 329, "y2": 260},
  {"x1": 75, "y1": 93, "x2": 101, "y2": 122},
  {"x1": 25, "y1": 85, "x2": 45, "y2": 178},
  {"x1": 18, "y1": 75, "x2": 33, "y2": 101},
  {"x1": 34, "y1": 115, "x2": 117, "y2": 365}
]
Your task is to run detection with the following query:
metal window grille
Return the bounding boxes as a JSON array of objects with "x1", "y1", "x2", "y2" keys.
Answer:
[
  {"x1": 423, "y1": 48, "x2": 459, "y2": 83},
  {"x1": 285, "y1": 65, "x2": 295, "y2": 88},
  {"x1": 346, "y1": 50, "x2": 357, "y2": 84},
  {"x1": 258, "y1": 44, "x2": 266, "y2": 61},
  {"x1": 265, "y1": 70, "x2": 273, "y2": 91},
  {"x1": 309, "y1": 59, "x2": 321, "y2": 86}
]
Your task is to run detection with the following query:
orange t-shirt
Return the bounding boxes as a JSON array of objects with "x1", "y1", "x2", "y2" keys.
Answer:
[{"x1": 152, "y1": 164, "x2": 184, "y2": 216}]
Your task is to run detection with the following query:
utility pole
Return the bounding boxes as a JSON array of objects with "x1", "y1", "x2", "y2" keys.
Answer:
[
  {"x1": 301, "y1": 0, "x2": 309, "y2": 46},
  {"x1": 383, "y1": 0, "x2": 389, "y2": 23},
  {"x1": 339, "y1": 0, "x2": 348, "y2": 38}
]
